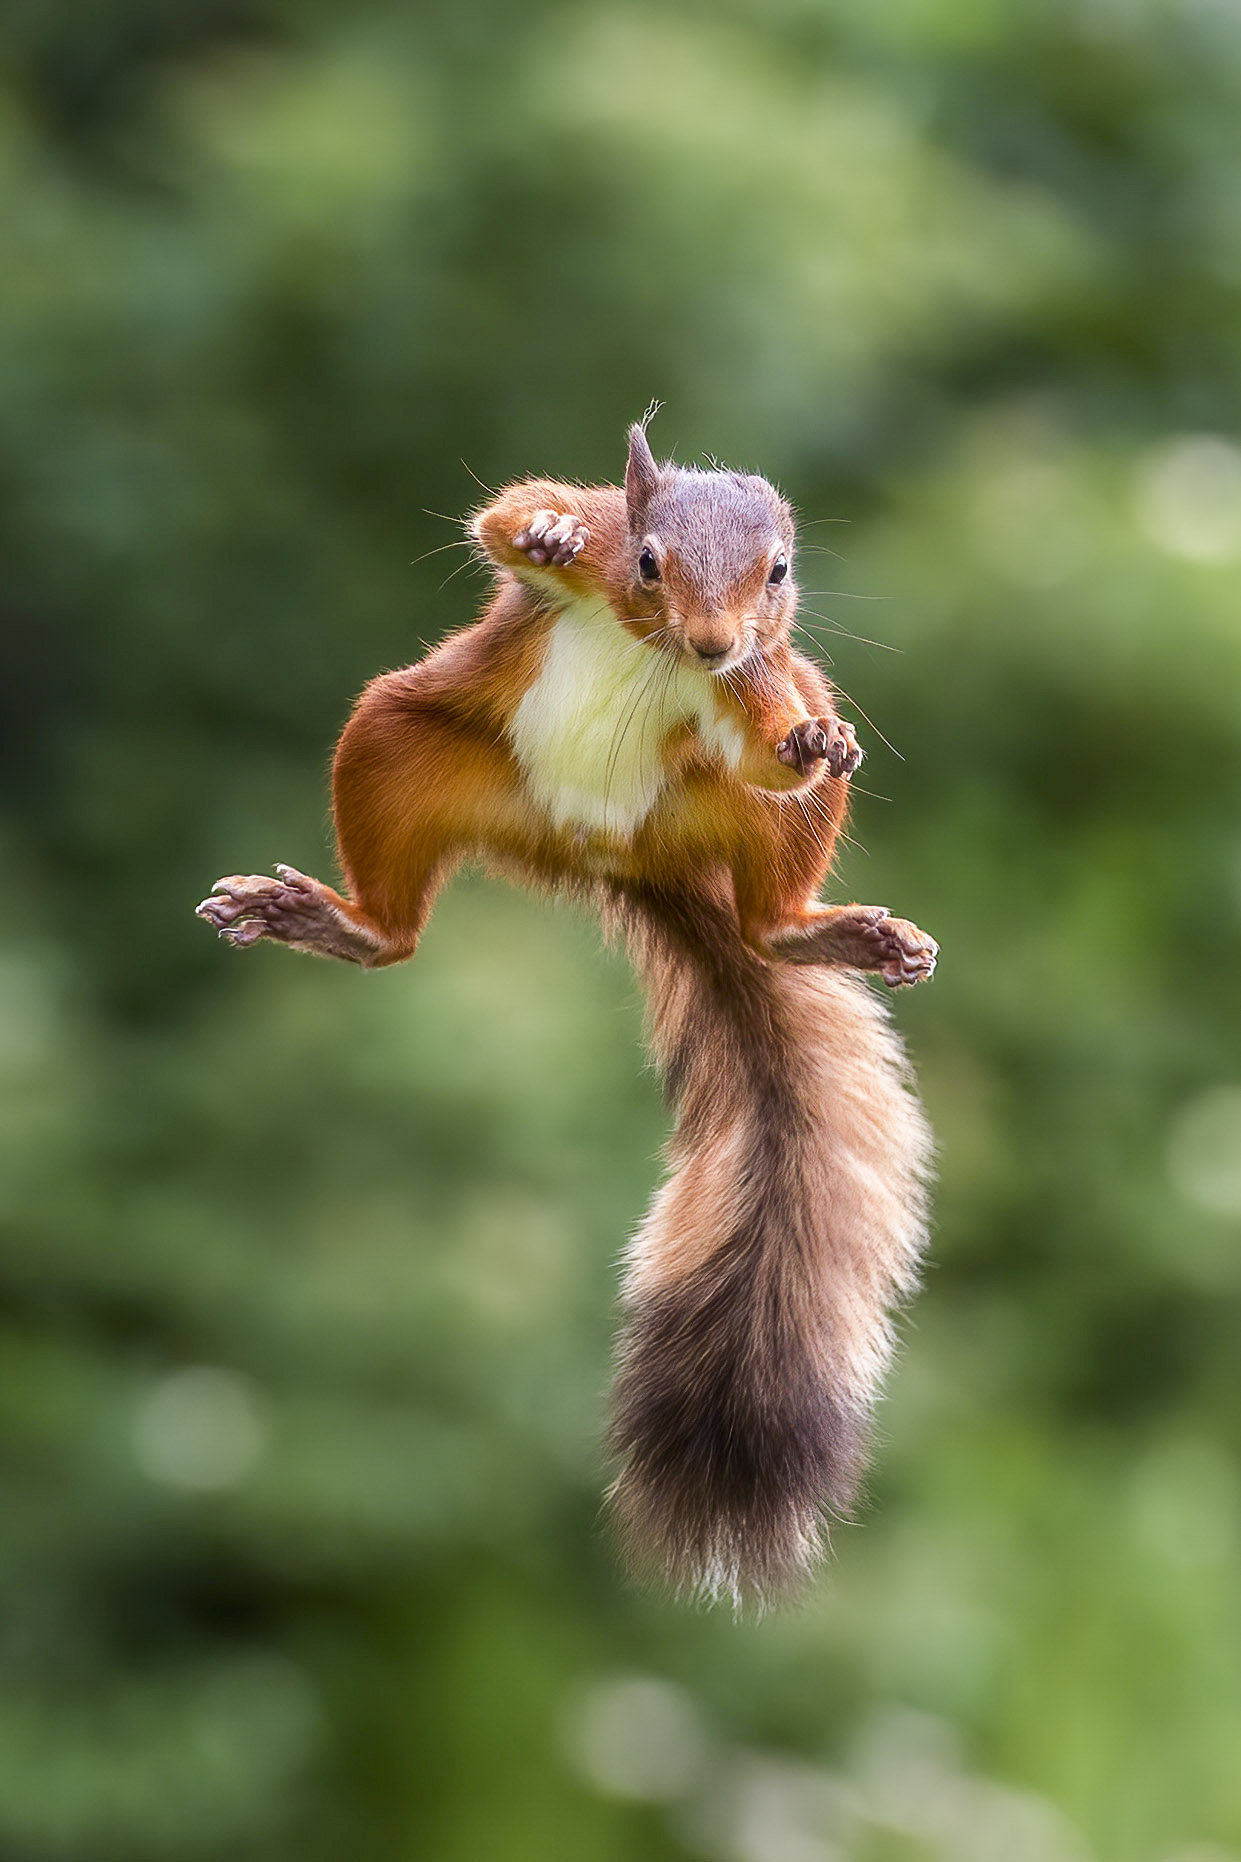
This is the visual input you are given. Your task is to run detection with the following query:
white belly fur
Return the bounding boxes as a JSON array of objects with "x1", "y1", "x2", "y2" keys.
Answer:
[{"x1": 509, "y1": 595, "x2": 746, "y2": 837}]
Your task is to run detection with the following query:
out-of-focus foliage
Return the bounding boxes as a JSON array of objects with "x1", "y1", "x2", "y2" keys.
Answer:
[{"x1": 3, "y1": 1, "x2": 1241, "y2": 1858}]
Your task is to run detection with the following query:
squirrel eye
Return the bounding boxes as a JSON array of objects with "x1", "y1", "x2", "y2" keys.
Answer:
[
  {"x1": 768, "y1": 556, "x2": 788, "y2": 585},
  {"x1": 638, "y1": 546, "x2": 661, "y2": 582}
]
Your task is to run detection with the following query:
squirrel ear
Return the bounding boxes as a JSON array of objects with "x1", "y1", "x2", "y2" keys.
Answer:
[{"x1": 625, "y1": 422, "x2": 660, "y2": 528}]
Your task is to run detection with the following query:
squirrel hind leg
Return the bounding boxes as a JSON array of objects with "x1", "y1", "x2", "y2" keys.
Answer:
[
  {"x1": 771, "y1": 904, "x2": 938, "y2": 987},
  {"x1": 196, "y1": 866, "x2": 397, "y2": 967}
]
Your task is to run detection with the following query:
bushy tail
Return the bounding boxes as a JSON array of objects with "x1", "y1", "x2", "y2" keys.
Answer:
[{"x1": 607, "y1": 888, "x2": 933, "y2": 1606}]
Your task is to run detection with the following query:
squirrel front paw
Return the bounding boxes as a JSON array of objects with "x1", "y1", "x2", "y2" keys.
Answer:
[
  {"x1": 776, "y1": 715, "x2": 862, "y2": 779},
  {"x1": 512, "y1": 509, "x2": 590, "y2": 568}
]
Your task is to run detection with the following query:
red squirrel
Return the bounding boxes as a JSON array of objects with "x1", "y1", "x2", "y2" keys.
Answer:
[{"x1": 197, "y1": 424, "x2": 936, "y2": 1604}]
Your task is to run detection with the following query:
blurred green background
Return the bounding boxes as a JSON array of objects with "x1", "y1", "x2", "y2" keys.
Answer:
[{"x1": 3, "y1": 1, "x2": 1241, "y2": 1858}]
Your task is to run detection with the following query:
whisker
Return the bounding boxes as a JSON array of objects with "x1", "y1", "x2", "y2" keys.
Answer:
[
  {"x1": 799, "y1": 587, "x2": 890, "y2": 601},
  {"x1": 410, "y1": 539, "x2": 473, "y2": 568},
  {"x1": 602, "y1": 642, "x2": 676, "y2": 828},
  {"x1": 827, "y1": 685, "x2": 903, "y2": 763},
  {"x1": 636, "y1": 652, "x2": 681, "y2": 822},
  {"x1": 630, "y1": 651, "x2": 681, "y2": 828},
  {"x1": 801, "y1": 777, "x2": 868, "y2": 859},
  {"x1": 792, "y1": 788, "x2": 831, "y2": 866},
  {"x1": 436, "y1": 555, "x2": 485, "y2": 593},
  {"x1": 796, "y1": 611, "x2": 899, "y2": 654},
  {"x1": 792, "y1": 626, "x2": 835, "y2": 667},
  {"x1": 460, "y1": 459, "x2": 497, "y2": 495},
  {"x1": 815, "y1": 792, "x2": 862, "y2": 864}
]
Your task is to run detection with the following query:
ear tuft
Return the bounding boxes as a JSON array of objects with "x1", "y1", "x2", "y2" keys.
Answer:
[{"x1": 625, "y1": 421, "x2": 661, "y2": 528}]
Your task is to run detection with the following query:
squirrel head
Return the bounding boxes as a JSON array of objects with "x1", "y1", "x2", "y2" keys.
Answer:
[{"x1": 622, "y1": 423, "x2": 797, "y2": 673}]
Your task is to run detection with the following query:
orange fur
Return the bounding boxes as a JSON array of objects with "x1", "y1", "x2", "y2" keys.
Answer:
[
  {"x1": 320, "y1": 475, "x2": 855, "y2": 961},
  {"x1": 196, "y1": 427, "x2": 937, "y2": 1600}
]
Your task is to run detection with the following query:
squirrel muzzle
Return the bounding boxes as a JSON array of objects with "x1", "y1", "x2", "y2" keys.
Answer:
[{"x1": 681, "y1": 615, "x2": 744, "y2": 668}]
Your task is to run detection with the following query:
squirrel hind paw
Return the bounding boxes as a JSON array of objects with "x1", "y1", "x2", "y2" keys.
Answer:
[
  {"x1": 773, "y1": 905, "x2": 937, "y2": 984},
  {"x1": 829, "y1": 906, "x2": 936, "y2": 985},
  {"x1": 195, "y1": 870, "x2": 328, "y2": 950},
  {"x1": 873, "y1": 915, "x2": 938, "y2": 986}
]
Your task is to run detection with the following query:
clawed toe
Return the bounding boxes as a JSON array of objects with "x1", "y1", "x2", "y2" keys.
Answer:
[
  {"x1": 881, "y1": 953, "x2": 936, "y2": 987},
  {"x1": 196, "y1": 881, "x2": 254, "y2": 931},
  {"x1": 777, "y1": 718, "x2": 829, "y2": 773},
  {"x1": 194, "y1": 868, "x2": 311, "y2": 949},
  {"x1": 216, "y1": 916, "x2": 268, "y2": 948},
  {"x1": 514, "y1": 509, "x2": 589, "y2": 568},
  {"x1": 827, "y1": 720, "x2": 863, "y2": 780},
  {"x1": 876, "y1": 919, "x2": 938, "y2": 987},
  {"x1": 274, "y1": 863, "x2": 315, "y2": 893}
]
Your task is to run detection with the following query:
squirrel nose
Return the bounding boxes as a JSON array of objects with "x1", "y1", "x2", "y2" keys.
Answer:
[{"x1": 693, "y1": 642, "x2": 732, "y2": 665}]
